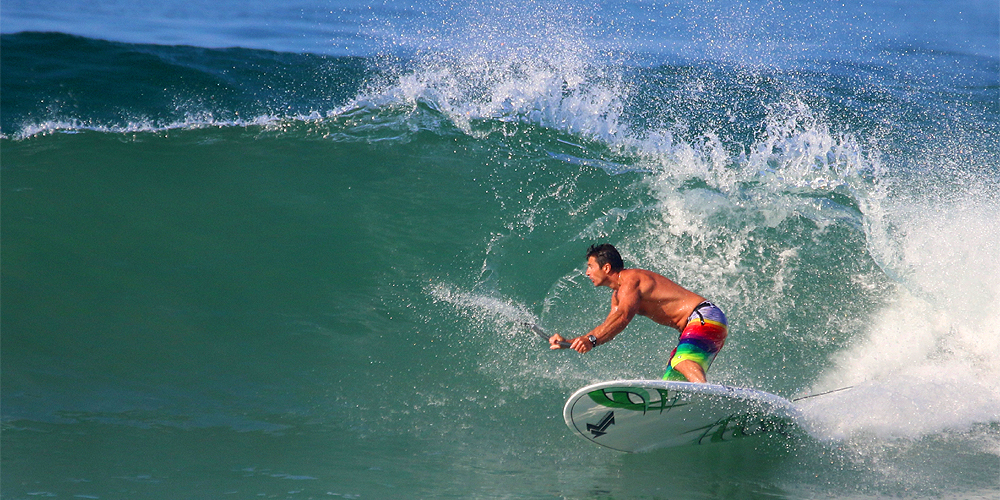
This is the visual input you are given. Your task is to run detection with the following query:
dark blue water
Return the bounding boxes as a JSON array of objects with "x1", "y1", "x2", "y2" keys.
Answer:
[{"x1": 3, "y1": 1, "x2": 998, "y2": 498}]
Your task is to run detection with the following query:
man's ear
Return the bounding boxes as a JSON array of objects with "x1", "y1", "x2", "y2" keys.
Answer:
[{"x1": 602, "y1": 263, "x2": 613, "y2": 274}]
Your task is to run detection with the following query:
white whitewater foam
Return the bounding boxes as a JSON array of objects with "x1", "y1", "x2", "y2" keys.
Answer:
[{"x1": 800, "y1": 188, "x2": 1000, "y2": 445}]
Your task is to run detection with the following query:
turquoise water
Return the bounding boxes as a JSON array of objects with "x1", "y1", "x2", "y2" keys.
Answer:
[{"x1": 3, "y1": 1, "x2": 999, "y2": 498}]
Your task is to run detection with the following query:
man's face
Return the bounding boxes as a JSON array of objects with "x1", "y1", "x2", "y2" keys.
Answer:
[{"x1": 585, "y1": 256, "x2": 611, "y2": 287}]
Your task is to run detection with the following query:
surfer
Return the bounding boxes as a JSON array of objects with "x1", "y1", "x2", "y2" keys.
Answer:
[{"x1": 548, "y1": 244, "x2": 728, "y2": 383}]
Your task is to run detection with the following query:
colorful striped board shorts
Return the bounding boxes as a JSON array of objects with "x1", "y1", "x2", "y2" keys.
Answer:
[{"x1": 663, "y1": 301, "x2": 728, "y2": 381}]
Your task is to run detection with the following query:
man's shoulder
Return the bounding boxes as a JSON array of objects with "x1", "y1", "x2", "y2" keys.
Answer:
[
  {"x1": 620, "y1": 268, "x2": 663, "y2": 292},
  {"x1": 623, "y1": 268, "x2": 666, "y2": 281},
  {"x1": 627, "y1": 268, "x2": 682, "y2": 294},
  {"x1": 619, "y1": 268, "x2": 647, "y2": 282}
]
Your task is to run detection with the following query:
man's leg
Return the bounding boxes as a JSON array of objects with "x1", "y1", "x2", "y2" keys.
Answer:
[
  {"x1": 671, "y1": 359, "x2": 707, "y2": 383},
  {"x1": 665, "y1": 304, "x2": 727, "y2": 383}
]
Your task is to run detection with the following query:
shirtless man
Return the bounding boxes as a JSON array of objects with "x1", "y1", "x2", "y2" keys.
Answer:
[{"x1": 548, "y1": 244, "x2": 728, "y2": 383}]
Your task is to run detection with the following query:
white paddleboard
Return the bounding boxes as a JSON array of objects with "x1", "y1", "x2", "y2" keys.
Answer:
[{"x1": 563, "y1": 380, "x2": 801, "y2": 452}]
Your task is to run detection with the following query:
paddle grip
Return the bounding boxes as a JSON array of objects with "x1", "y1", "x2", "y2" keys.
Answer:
[{"x1": 524, "y1": 323, "x2": 572, "y2": 348}]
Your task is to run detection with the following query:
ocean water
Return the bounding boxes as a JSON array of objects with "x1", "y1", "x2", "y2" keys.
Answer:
[{"x1": 2, "y1": 1, "x2": 998, "y2": 499}]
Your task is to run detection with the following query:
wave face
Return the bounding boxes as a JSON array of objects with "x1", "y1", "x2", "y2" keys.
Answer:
[{"x1": 2, "y1": 2, "x2": 999, "y2": 498}]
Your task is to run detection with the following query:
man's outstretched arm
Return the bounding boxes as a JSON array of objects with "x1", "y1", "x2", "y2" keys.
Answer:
[{"x1": 553, "y1": 275, "x2": 641, "y2": 353}]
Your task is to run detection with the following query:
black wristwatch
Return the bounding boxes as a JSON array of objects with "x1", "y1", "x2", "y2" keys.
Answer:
[{"x1": 588, "y1": 335, "x2": 598, "y2": 347}]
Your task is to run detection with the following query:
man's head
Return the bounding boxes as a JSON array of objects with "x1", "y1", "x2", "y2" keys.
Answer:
[
  {"x1": 586, "y1": 244, "x2": 624, "y2": 272},
  {"x1": 585, "y1": 244, "x2": 623, "y2": 287}
]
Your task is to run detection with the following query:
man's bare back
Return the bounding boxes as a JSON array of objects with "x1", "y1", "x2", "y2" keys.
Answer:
[{"x1": 613, "y1": 268, "x2": 706, "y2": 332}]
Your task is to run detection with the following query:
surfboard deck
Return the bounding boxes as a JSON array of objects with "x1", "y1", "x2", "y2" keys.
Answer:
[{"x1": 563, "y1": 380, "x2": 800, "y2": 452}]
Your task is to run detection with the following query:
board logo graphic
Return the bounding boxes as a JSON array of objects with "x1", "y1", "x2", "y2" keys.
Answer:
[
  {"x1": 587, "y1": 411, "x2": 615, "y2": 437},
  {"x1": 587, "y1": 387, "x2": 688, "y2": 414}
]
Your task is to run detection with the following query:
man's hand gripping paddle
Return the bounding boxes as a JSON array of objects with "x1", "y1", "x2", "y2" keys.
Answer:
[{"x1": 523, "y1": 322, "x2": 571, "y2": 348}]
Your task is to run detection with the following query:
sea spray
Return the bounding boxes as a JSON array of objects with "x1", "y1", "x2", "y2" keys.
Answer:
[{"x1": 800, "y1": 193, "x2": 1000, "y2": 442}]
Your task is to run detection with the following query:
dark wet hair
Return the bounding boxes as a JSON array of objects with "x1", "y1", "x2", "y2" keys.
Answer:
[{"x1": 586, "y1": 244, "x2": 624, "y2": 271}]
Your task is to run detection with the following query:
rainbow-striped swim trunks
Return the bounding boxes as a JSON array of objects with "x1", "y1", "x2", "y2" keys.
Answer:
[{"x1": 662, "y1": 301, "x2": 728, "y2": 381}]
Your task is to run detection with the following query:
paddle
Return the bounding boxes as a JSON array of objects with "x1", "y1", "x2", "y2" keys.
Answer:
[{"x1": 523, "y1": 322, "x2": 571, "y2": 348}]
